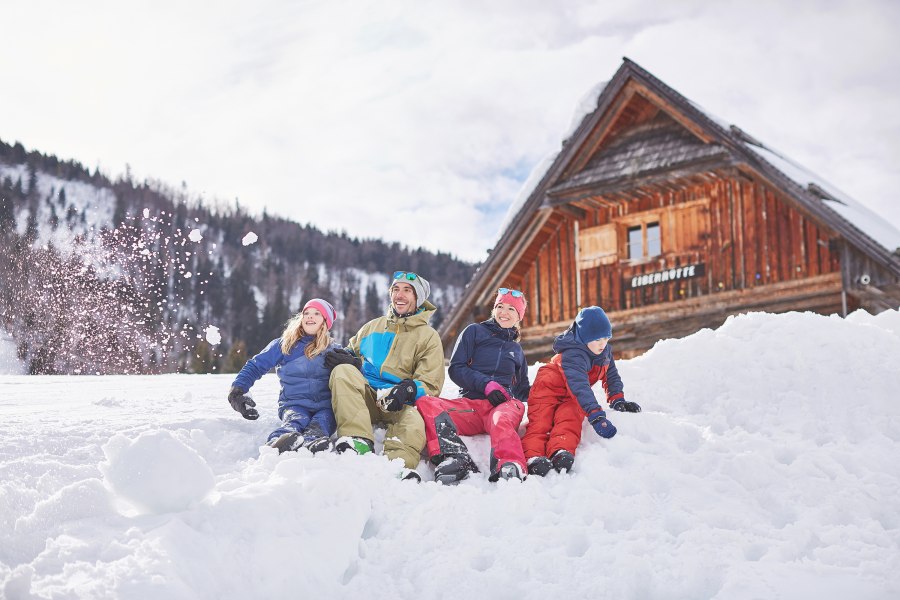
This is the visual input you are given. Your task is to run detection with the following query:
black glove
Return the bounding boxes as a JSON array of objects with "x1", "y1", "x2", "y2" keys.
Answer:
[
  {"x1": 487, "y1": 390, "x2": 508, "y2": 407},
  {"x1": 378, "y1": 379, "x2": 417, "y2": 412},
  {"x1": 611, "y1": 399, "x2": 642, "y2": 413},
  {"x1": 324, "y1": 348, "x2": 362, "y2": 371},
  {"x1": 228, "y1": 386, "x2": 259, "y2": 420},
  {"x1": 484, "y1": 381, "x2": 510, "y2": 407}
]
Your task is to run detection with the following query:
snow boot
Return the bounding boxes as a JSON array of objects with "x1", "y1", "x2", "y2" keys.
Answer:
[
  {"x1": 269, "y1": 432, "x2": 303, "y2": 454},
  {"x1": 300, "y1": 422, "x2": 331, "y2": 454},
  {"x1": 433, "y1": 454, "x2": 477, "y2": 485},
  {"x1": 490, "y1": 462, "x2": 525, "y2": 482},
  {"x1": 399, "y1": 468, "x2": 422, "y2": 483},
  {"x1": 551, "y1": 449, "x2": 575, "y2": 473},
  {"x1": 302, "y1": 436, "x2": 331, "y2": 454},
  {"x1": 527, "y1": 456, "x2": 553, "y2": 477},
  {"x1": 434, "y1": 411, "x2": 470, "y2": 457},
  {"x1": 334, "y1": 436, "x2": 374, "y2": 455}
]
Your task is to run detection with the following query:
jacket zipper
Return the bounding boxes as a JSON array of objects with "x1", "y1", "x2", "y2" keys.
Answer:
[{"x1": 379, "y1": 319, "x2": 403, "y2": 379}]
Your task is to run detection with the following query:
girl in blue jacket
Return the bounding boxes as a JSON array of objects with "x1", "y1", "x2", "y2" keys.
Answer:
[
  {"x1": 416, "y1": 288, "x2": 531, "y2": 484},
  {"x1": 227, "y1": 298, "x2": 342, "y2": 454}
]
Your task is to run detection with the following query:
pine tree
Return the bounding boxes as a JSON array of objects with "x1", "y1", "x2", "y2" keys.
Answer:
[
  {"x1": 190, "y1": 340, "x2": 216, "y2": 373},
  {"x1": 223, "y1": 340, "x2": 248, "y2": 373}
]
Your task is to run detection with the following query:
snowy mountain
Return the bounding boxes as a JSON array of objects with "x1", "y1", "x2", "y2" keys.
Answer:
[
  {"x1": 0, "y1": 139, "x2": 475, "y2": 375},
  {"x1": 1, "y1": 309, "x2": 898, "y2": 599}
]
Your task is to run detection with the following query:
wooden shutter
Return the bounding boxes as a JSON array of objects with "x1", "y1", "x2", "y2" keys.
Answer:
[
  {"x1": 663, "y1": 199, "x2": 710, "y2": 253},
  {"x1": 578, "y1": 223, "x2": 618, "y2": 269}
]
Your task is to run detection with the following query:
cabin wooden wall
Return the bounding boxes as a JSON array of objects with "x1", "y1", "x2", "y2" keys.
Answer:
[{"x1": 513, "y1": 175, "x2": 841, "y2": 328}]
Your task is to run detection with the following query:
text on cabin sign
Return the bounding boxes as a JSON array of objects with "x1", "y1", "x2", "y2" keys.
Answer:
[{"x1": 627, "y1": 263, "x2": 706, "y2": 289}]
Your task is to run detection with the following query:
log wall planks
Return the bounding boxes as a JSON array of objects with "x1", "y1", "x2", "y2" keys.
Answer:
[{"x1": 515, "y1": 175, "x2": 841, "y2": 335}]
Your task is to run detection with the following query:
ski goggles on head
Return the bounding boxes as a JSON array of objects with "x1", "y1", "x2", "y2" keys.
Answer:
[
  {"x1": 497, "y1": 288, "x2": 524, "y2": 298},
  {"x1": 392, "y1": 271, "x2": 420, "y2": 282}
]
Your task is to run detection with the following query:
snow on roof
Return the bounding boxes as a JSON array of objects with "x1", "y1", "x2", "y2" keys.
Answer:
[
  {"x1": 492, "y1": 74, "x2": 900, "y2": 256},
  {"x1": 746, "y1": 143, "x2": 900, "y2": 252},
  {"x1": 493, "y1": 81, "x2": 609, "y2": 245}
]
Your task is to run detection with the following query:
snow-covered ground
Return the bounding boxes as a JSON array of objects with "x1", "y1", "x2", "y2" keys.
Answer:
[{"x1": 1, "y1": 309, "x2": 899, "y2": 599}]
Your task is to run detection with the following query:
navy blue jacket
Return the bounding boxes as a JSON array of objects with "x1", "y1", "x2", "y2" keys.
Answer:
[
  {"x1": 232, "y1": 336, "x2": 342, "y2": 413},
  {"x1": 448, "y1": 319, "x2": 530, "y2": 401},
  {"x1": 553, "y1": 326, "x2": 624, "y2": 414}
]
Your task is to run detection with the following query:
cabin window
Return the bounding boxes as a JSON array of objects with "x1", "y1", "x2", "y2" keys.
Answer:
[
  {"x1": 647, "y1": 222, "x2": 661, "y2": 256},
  {"x1": 627, "y1": 221, "x2": 661, "y2": 260},
  {"x1": 627, "y1": 226, "x2": 642, "y2": 259}
]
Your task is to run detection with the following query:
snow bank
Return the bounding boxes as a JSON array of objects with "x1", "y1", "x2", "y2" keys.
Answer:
[{"x1": 1, "y1": 309, "x2": 898, "y2": 599}]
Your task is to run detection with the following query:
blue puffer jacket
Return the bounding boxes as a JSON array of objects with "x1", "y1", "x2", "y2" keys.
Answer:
[
  {"x1": 448, "y1": 319, "x2": 530, "y2": 401},
  {"x1": 553, "y1": 326, "x2": 623, "y2": 414},
  {"x1": 232, "y1": 336, "x2": 342, "y2": 412}
]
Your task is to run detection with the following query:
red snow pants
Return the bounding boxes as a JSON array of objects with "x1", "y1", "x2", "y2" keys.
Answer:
[
  {"x1": 522, "y1": 357, "x2": 605, "y2": 459},
  {"x1": 416, "y1": 395, "x2": 526, "y2": 471}
]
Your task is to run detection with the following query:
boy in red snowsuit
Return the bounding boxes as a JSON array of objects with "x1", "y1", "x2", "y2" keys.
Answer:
[{"x1": 522, "y1": 306, "x2": 641, "y2": 475}]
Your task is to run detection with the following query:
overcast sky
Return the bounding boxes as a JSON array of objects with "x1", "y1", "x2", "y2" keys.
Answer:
[{"x1": 2, "y1": 0, "x2": 898, "y2": 262}]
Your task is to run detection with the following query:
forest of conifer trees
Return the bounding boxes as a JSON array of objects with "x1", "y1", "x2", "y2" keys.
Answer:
[{"x1": 0, "y1": 138, "x2": 477, "y2": 375}]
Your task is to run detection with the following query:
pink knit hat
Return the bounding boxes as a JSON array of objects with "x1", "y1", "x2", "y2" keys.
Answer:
[
  {"x1": 302, "y1": 298, "x2": 336, "y2": 329},
  {"x1": 494, "y1": 288, "x2": 527, "y2": 321}
]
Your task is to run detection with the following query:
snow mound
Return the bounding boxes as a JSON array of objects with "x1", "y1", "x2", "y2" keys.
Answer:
[
  {"x1": 1, "y1": 309, "x2": 899, "y2": 598},
  {"x1": 100, "y1": 430, "x2": 215, "y2": 514}
]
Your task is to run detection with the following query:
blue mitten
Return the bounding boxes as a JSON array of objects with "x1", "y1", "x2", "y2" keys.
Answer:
[{"x1": 588, "y1": 408, "x2": 617, "y2": 439}]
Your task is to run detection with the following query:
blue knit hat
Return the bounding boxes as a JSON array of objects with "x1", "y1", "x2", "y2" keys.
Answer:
[{"x1": 573, "y1": 306, "x2": 612, "y2": 344}]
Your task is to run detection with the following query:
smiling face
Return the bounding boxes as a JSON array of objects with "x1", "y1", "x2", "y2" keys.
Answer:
[
  {"x1": 301, "y1": 308, "x2": 325, "y2": 335},
  {"x1": 390, "y1": 282, "x2": 417, "y2": 315},
  {"x1": 492, "y1": 302, "x2": 521, "y2": 329},
  {"x1": 586, "y1": 338, "x2": 609, "y2": 354}
]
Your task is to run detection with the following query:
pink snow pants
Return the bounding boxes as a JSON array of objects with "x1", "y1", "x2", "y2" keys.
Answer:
[{"x1": 416, "y1": 395, "x2": 526, "y2": 471}]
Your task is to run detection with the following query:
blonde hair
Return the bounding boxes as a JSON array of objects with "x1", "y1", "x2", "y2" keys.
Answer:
[{"x1": 280, "y1": 312, "x2": 332, "y2": 358}]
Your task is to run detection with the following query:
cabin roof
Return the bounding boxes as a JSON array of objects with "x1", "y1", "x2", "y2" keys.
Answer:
[
  {"x1": 440, "y1": 58, "x2": 900, "y2": 343},
  {"x1": 548, "y1": 112, "x2": 730, "y2": 197}
]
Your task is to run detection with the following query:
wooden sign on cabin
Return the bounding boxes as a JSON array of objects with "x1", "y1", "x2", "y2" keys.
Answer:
[{"x1": 440, "y1": 59, "x2": 900, "y2": 359}]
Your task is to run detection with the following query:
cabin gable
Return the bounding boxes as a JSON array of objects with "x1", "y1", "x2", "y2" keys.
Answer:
[
  {"x1": 440, "y1": 59, "x2": 900, "y2": 360},
  {"x1": 512, "y1": 175, "x2": 844, "y2": 358}
]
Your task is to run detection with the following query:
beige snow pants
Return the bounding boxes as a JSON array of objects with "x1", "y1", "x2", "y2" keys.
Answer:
[{"x1": 329, "y1": 364, "x2": 426, "y2": 469}]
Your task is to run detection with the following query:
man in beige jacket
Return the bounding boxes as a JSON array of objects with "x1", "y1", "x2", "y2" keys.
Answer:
[{"x1": 324, "y1": 271, "x2": 445, "y2": 482}]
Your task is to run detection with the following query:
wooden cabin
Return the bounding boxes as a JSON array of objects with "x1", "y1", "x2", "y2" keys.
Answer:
[{"x1": 440, "y1": 58, "x2": 900, "y2": 359}]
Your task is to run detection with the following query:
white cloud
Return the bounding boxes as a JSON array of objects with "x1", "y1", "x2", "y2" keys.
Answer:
[{"x1": 1, "y1": 0, "x2": 897, "y2": 262}]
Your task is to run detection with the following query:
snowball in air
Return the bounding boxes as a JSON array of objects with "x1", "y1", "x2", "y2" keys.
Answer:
[
  {"x1": 188, "y1": 229, "x2": 203, "y2": 242},
  {"x1": 142, "y1": 208, "x2": 150, "y2": 218},
  {"x1": 242, "y1": 232, "x2": 258, "y2": 246},
  {"x1": 204, "y1": 326, "x2": 221, "y2": 345}
]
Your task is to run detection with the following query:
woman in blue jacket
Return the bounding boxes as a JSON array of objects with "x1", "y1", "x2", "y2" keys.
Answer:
[
  {"x1": 416, "y1": 289, "x2": 531, "y2": 484},
  {"x1": 227, "y1": 298, "x2": 342, "y2": 454}
]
